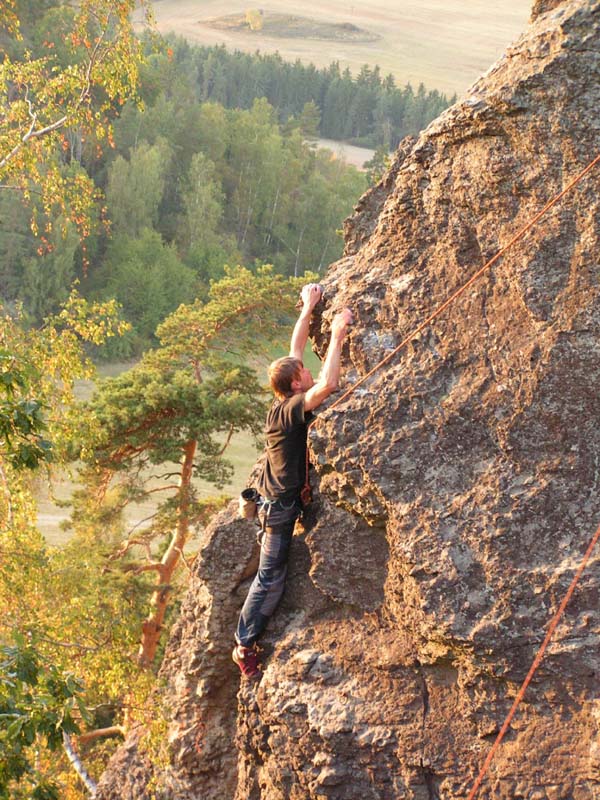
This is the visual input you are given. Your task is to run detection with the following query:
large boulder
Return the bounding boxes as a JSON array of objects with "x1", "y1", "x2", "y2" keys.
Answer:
[{"x1": 96, "y1": 1, "x2": 600, "y2": 798}]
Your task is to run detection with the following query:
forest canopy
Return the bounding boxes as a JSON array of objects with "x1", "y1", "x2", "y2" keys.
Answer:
[{"x1": 1, "y1": 11, "x2": 453, "y2": 357}]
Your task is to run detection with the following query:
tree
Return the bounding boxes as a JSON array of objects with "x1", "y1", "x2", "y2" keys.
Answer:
[
  {"x1": 179, "y1": 152, "x2": 224, "y2": 253},
  {"x1": 365, "y1": 145, "x2": 391, "y2": 186},
  {"x1": 92, "y1": 228, "x2": 197, "y2": 353},
  {"x1": 0, "y1": 0, "x2": 149, "y2": 183},
  {"x1": 0, "y1": 189, "x2": 31, "y2": 303},
  {"x1": 296, "y1": 100, "x2": 321, "y2": 142},
  {"x1": 245, "y1": 9, "x2": 263, "y2": 32},
  {"x1": 0, "y1": 635, "x2": 88, "y2": 799},
  {"x1": 226, "y1": 99, "x2": 283, "y2": 252},
  {"x1": 0, "y1": 0, "x2": 150, "y2": 243},
  {"x1": 19, "y1": 218, "x2": 79, "y2": 322},
  {"x1": 105, "y1": 139, "x2": 173, "y2": 239},
  {"x1": 74, "y1": 266, "x2": 303, "y2": 668},
  {"x1": 0, "y1": 295, "x2": 129, "y2": 797}
]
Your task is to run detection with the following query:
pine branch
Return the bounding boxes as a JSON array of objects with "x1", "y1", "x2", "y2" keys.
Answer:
[{"x1": 78, "y1": 725, "x2": 126, "y2": 745}]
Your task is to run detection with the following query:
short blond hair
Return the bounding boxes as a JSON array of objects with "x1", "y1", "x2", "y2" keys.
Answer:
[{"x1": 268, "y1": 357, "x2": 302, "y2": 399}]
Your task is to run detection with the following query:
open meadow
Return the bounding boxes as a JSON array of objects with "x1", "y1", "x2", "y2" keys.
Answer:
[{"x1": 142, "y1": 0, "x2": 531, "y2": 96}]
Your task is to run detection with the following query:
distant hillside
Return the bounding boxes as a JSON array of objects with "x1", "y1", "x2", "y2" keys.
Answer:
[{"x1": 140, "y1": 0, "x2": 531, "y2": 95}]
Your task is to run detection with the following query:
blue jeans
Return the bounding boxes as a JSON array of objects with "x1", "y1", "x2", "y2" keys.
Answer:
[{"x1": 235, "y1": 499, "x2": 301, "y2": 647}]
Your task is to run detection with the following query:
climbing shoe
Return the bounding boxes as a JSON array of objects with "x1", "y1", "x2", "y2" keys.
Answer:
[{"x1": 232, "y1": 644, "x2": 260, "y2": 678}]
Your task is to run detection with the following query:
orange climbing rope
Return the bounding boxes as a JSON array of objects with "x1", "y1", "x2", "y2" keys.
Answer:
[
  {"x1": 465, "y1": 519, "x2": 600, "y2": 800},
  {"x1": 328, "y1": 152, "x2": 600, "y2": 416},
  {"x1": 303, "y1": 151, "x2": 600, "y2": 496},
  {"x1": 300, "y1": 151, "x2": 600, "y2": 788}
]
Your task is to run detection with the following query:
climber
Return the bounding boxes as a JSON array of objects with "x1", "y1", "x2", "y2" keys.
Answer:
[{"x1": 232, "y1": 283, "x2": 353, "y2": 678}]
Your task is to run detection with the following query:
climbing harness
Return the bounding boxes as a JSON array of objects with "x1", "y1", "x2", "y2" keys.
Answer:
[
  {"x1": 300, "y1": 151, "x2": 600, "y2": 793},
  {"x1": 254, "y1": 496, "x2": 301, "y2": 546}
]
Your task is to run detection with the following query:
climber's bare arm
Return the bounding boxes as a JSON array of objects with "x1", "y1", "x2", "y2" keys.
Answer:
[
  {"x1": 289, "y1": 283, "x2": 322, "y2": 362},
  {"x1": 304, "y1": 309, "x2": 353, "y2": 411}
]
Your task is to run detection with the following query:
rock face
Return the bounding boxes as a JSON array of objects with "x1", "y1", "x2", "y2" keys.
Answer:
[{"x1": 96, "y1": 2, "x2": 600, "y2": 798}]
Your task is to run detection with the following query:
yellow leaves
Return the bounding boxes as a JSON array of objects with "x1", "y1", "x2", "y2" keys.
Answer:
[
  {"x1": 0, "y1": 0, "x2": 20, "y2": 37},
  {"x1": 1, "y1": 0, "x2": 149, "y2": 247}
]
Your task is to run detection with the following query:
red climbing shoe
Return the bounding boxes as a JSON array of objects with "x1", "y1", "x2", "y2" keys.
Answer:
[{"x1": 232, "y1": 644, "x2": 260, "y2": 678}]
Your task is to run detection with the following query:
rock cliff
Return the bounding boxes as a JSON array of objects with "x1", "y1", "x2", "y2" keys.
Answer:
[{"x1": 96, "y1": 1, "x2": 600, "y2": 798}]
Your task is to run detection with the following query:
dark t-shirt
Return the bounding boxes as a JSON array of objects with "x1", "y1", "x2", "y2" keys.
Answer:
[{"x1": 258, "y1": 393, "x2": 313, "y2": 501}]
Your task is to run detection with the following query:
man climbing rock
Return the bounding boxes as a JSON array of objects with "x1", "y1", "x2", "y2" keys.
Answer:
[{"x1": 233, "y1": 283, "x2": 353, "y2": 678}]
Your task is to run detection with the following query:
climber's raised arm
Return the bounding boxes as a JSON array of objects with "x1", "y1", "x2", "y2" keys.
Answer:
[
  {"x1": 304, "y1": 308, "x2": 353, "y2": 411},
  {"x1": 289, "y1": 283, "x2": 322, "y2": 361}
]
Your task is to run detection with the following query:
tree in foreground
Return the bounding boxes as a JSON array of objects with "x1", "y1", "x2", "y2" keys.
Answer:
[
  {"x1": 74, "y1": 266, "x2": 305, "y2": 669},
  {"x1": 0, "y1": 0, "x2": 150, "y2": 244},
  {"x1": 0, "y1": 295, "x2": 128, "y2": 798}
]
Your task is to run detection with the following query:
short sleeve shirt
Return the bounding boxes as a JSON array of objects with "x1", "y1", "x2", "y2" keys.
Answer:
[{"x1": 258, "y1": 394, "x2": 313, "y2": 501}]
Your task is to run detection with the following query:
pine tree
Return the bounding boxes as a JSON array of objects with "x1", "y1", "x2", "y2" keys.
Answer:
[{"x1": 74, "y1": 266, "x2": 302, "y2": 668}]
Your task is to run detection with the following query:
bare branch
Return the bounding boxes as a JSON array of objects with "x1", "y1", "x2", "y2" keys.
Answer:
[
  {"x1": 38, "y1": 634, "x2": 112, "y2": 653},
  {"x1": 63, "y1": 733, "x2": 97, "y2": 796},
  {"x1": 0, "y1": 184, "x2": 42, "y2": 195},
  {"x1": 174, "y1": 546, "x2": 196, "y2": 575},
  {"x1": 111, "y1": 537, "x2": 153, "y2": 562},
  {"x1": 124, "y1": 511, "x2": 160, "y2": 539},
  {"x1": 144, "y1": 484, "x2": 180, "y2": 495},
  {"x1": 130, "y1": 561, "x2": 163, "y2": 576},
  {"x1": 218, "y1": 423, "x2": 235, "y2": 456},
  {"x1": 0, "y1": 15, "x2": 106, "y2": 173},
  {"x1": 0, "y1": 463, "x2": 13, "y2": 528}
]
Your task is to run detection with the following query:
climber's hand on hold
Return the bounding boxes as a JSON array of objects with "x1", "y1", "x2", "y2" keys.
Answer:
[{"x1": 331, "y1": 308, "x2": 353, "y2": 341}]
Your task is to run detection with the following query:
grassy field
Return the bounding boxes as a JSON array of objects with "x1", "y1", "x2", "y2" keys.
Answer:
[
  {"x1": 36, "y1": 346, "x2": 323, "y2": 546},
  {"x1": 141, "y1": 0, "x2": 531, "y2": 96},
  {"x1": 317, "y1": 139, "x2": 374, "y2": 171}
]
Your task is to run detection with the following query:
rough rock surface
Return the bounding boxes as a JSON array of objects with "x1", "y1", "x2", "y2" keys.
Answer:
[{"x1": 96, "y1": 2, "x2": 600, "y2": 798}]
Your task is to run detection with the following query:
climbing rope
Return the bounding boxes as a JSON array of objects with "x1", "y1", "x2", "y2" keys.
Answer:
[
  {"x1": 301, "y1": 151, "x2": 600, "y2": 787},
  {"x1": 465, "y1": 519, "x2": 600, "y2": 799},
  {"x1": 327, "y1": 151, "x2": 600, "y2": 416},
  {"x1": 303, "y1": 152, "x2": 600, "y2": 496}
]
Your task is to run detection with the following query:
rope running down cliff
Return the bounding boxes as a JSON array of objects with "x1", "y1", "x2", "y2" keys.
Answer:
[
  {"x1": 465, "y1": 520, "x2": 600, "y2": 799},
  {"x1": 303, "y1": 151, "x2": 600, "y2": 792},
  {"x1": 319, "y1": 151, "x2": 600, "y2": 420},
  {"x1": 304, "y1": 151, "x2": 600, "y2": 494}
]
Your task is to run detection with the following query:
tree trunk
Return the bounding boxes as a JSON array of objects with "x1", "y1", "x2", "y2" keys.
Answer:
[
  {"x1": 137, "y1": 439, "x2": 197, "y2": 668},
  {"x1": 294, "y1": 228, "x2": 305, "y2": 278}
]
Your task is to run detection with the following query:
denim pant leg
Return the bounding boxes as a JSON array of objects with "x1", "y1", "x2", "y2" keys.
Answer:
[{"x1": 235, "y1": 503, "x2": 299, "y2": 647}]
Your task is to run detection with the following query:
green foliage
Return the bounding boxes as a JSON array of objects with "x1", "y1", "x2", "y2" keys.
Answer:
[
  {"x1": 20, "y1": 219, "x2": 80, "y2": 322},
  {"x1": 106, "y1": 139, "x2": 173, "y2": 239},
  {"x1": 0, "y1": 0, "x2": 150, "y2": 243},
  {"x1": 0, "y1": 634, "x2": 87, "y2": 799},
  {"x1": 81, "y1": 91, "x2": 365, "y2": 352},
  {"x1": 0, "y1": 352, "x2": 52, "y2": 470},
  {"x1": 151, "y1": 39, "x2": 455, "y2": 148},
  {"x1": 0, "y1": 295, "x2": 151, "y2": 796},
  {"x1": 0, "y1": 293, "x2": 128, "y2": 535},
  {"x1": 0, "y1": 293, "x2": 135, "y2": 797},
  {"x1": 81, "y1": 265, "x2": 301, "y2": 485},
  {"x1": 365, "y1": 145, "x2": 391, "y2": 186},
  {"x1": 92, "y1": 229, "x2": 196, "y2": 354},
  {"x1": 72, "y1": 266, "x2": 304, "y2": 668}
]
